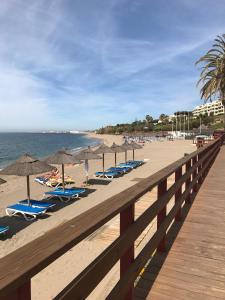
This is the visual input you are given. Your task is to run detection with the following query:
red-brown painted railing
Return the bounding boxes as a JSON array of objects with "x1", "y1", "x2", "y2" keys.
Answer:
[{"x1": 0, "y1": 135, "x2": 223, "y2": 300}]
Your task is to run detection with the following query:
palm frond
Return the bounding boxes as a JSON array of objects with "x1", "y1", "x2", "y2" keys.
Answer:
[{"x1": 195, "y1": 34, "x2": 225, "y2": 103}]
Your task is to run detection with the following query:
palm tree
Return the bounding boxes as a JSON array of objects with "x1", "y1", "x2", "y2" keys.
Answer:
[
  {"x1": 145, "y1": 115, "x2": 153, "y2": 123},
  {"x1": 196, "y1": 34, "x2": 225, "y2": 128},
  {"x1": 159, "y1": 113, "x2": 168, "y2": 123}
]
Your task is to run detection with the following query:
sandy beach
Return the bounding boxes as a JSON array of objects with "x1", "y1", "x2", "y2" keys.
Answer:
[{"x1": 0, "y1": 133, "x2": 195, "y2": 299}]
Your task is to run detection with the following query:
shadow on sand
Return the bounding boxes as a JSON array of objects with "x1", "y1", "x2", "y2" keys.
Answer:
[
  {"x1": 0, "y1": 213, "x2": 51, "y2": 239},
  {"x1": 86, "y1": 179, "x2": 112, "y2": 185},
  {"x1": 0, "y1": 188, "x2": 97, "y2": 239}
]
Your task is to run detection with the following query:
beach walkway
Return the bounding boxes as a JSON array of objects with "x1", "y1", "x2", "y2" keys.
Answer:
[{"x1": 135, "y1": 145, "x2": 225, "y2": 299}]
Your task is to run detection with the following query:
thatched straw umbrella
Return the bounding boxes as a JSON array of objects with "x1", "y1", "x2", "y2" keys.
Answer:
[
  {"x1": 44, "y1": 150, "x2": 80, "y2": 190},
  {"x1": 129, "y1": 141, "x2": 143, "y2": 161},
  {"x1": 121, "y1": 142, "x2": 133, "y2": 163},
  {"x1": 110, "y1": 142, "x2": 125, "y2": 167},
  {"x1": 0, "y1": 154, "x2": 54, "y2": 205},
  {"x1": 74, "y1": 147, "x2": 101, "y2": 184},
  {"x1": 94, "y1": 144, "x2": 114, "y2": 173}
]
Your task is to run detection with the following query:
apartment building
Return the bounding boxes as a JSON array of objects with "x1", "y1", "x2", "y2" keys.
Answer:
[{"x1": 192, "y1": 100, "x2": 224, "y2": 117}]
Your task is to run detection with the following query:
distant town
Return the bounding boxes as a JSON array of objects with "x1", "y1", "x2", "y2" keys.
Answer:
[{"x1": 97, "y1": 100, "x2": 224, "y2": 135}]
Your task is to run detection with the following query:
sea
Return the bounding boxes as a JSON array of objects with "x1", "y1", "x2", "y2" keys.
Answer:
[{"x1": 0, "y1": 132, "x2": 100, "y2": 168}]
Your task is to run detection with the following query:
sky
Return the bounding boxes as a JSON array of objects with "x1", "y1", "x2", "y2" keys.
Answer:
[{"x1": 0, "y1": 0, "x2": 224, "y2": 131}]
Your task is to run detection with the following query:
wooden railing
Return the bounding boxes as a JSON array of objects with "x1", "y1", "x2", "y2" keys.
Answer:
[{"x1": 0, "y1": 136, "x2": 224, "y2": 300}]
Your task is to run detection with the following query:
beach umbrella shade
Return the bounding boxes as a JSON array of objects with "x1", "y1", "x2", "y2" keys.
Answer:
[
  {"x1": 94, "y1": 144, "x2": 114, "y2": 173},
  {"x1": 0, "y1": 153, "x2": 54, "y2": 204},
  {"x1": 0, "y1": 178, "x2": 6, "y2": 185},
  {"x1": 121, "y1": 142, "x2": 133, "y2": 163},
  {"x1": 110, "y1": 142, "x2": 125, "y2": 167},
  {"x1": 74, "y1": 147, "x2": 101, "y2": 184},
  {"x1": 44, "y1": 150, "x2": 80, "y2": 190},
  {"x1": 129, "y1": 141, "x2": 143, "y2": 161}
]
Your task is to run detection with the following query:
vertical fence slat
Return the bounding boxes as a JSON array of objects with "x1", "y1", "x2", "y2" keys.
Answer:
[
  {"x1": 175, "y1": 167, "x2": 182, "y2": 221},
  {"x1": 4, "y1": 281, "x2": 31, "y2": 300},
  {"x1": 197, "y1": 152, "x2": 203, "y2": 185},
  {"x1": 120, "y1": 204, "x2": 135, "y2": 300},
  {"x1": 18, "y1": 281, "x2": 31, "y2": 300},
  {"x1": 185, "y1": 160, "x2": 191, "y2": 203},
  {"x1": 192, "y1": 156, "x2": 198, "y2": 193},
  {"x1": 157, "y1": 179, "x2": 167, "y2": 252}
]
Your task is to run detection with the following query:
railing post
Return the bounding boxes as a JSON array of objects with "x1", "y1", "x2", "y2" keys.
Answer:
[
  {"x1": 175, "y1": 167, "x2": 182, "y2": 221},
  {"x1": 203, "y1": 148, "x2": 209, "y2": 179},
  {"x1": 203, "y1": 148, "x2": 210, "y2": 179},
  {"x1": 120, "y1": 204, "x2": 134, "y2": 300},
  {"x1": 192, "y1": 156, "x2": 198, "y2": 193},
  {"x1": 3, "y1": 281, "x2": 31, "y2": 300},
  {"x1": 157, "y1": 179, "x2": 167, "y2": 252},
  {"x1": 185, "y1": 160, "x2": 191, "y2": 203},
  {"x1": 197, "y1": 152, "x2": 203, "y2": 185}
]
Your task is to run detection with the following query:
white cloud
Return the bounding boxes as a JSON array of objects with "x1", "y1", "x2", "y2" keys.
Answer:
[{"x1": 0, "y1": 65, "x2": 53, "y2": 131}]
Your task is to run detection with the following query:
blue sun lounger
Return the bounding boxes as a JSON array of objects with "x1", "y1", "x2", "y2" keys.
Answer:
[
  {"x1": 19, "y1": 199, "x2": 56, "y2": 211},
  {"x1": 6, "y1": 204, "x2": 47, "y2": 221},
  {"x1": 55, "y1": 187, "x2": 86, "y2": 193},
  {"x1": 0, "y1": 225, "x2": 9, "y2": 235},
  {"x1": 118, "y1": 163, "x2": 136, "y2": 169},
  {"x1": 114, "y1": 165, "x2": 132, "y2": 172},
  {"x1": 44, "y1": 188, "x2": 86, "y2": 202},
  {"x1": 95, "y1": 171, "x2": 120, "y2": 179},
  {"x1": 127, "y1": 160, "x2": 144, "y2": 166},
  {"x1": 107, "y1": 167, "x2": 129, "y2": 174}
]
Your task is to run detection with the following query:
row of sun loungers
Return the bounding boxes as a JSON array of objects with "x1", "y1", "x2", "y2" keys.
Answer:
[
  {"x1": 1, "y1": 160, "x2": 145, "y2": 236},
  {"x1": 95, "y1": 160, "x2": 144, "y2": 178},
  {"x1": 1, "y1": 188, "x2": 86, "y2": 229}
]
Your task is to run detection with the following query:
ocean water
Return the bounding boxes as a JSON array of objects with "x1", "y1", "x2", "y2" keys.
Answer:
[{"x1": 0, "y1": 132, "x2": 100, "y2": 168}]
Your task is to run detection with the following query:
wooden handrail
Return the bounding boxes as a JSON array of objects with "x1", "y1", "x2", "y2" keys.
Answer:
[
  {"x1": 0, "y1": 136, "x2": 223, "y2": 300},
  {"x1": 55, "y1": 140, "x2": 220, "y2": 300},
  {"x1": 106, "y1": 144, "x2": 220, "y2": 300}
]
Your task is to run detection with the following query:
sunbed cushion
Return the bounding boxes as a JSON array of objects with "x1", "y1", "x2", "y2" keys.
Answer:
[
  {"x1": 7, "y1": 204, "x2": 46, "y2": 214},
  {"x1": 95, "y1": 171, "x2": 120, "y2": 176},
  {"x1": 55, "y1": 188, "x2": 86, "y2": 194},
  {"x1": 19, "y1": 200, "x2": 56, "y2": 208},
  {"x1": 45, "y1": 188, "x2": 85, "y2": 196},
  {"x1": 107, "y1": 167, "x2": 125, "y2": 173}
]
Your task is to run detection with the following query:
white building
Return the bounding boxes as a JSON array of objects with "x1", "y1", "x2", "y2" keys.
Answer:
[{"x1": 192, "y1": 100, "x2": 224, "y2": 117}]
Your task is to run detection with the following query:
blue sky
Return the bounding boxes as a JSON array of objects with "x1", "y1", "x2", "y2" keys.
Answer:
[{"x1": 0, "y1": 0, "x2": 224, "y2": 131}]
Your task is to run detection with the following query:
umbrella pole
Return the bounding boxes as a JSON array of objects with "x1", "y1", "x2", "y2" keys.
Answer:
[
  {"x1": 62, "y1": 164, "x2": 65, "y2": 191},
  {"x1": 115, "y1": 152, "x2": 117, "y2": 167},
  {"x1": 85, "y1": 159, "x2": 89, "y2": 185},
  {"x1": 125, "y1": 151, "x2": 127, "y2": 163},
  {"x1": 26, "y1": 175, "x2": 31, "y2": 205},
  {"x1": 133, "y1": 149, "x2": 135, "y2": 161},
  {"x1": 103, "y1": 153, "x2": 105, "y2": 174}
]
